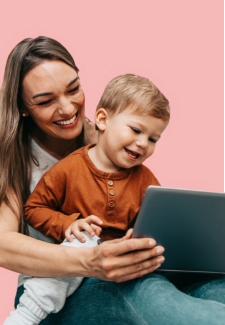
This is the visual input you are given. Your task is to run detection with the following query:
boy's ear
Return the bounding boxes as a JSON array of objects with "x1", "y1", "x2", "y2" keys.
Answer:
[{"x1": 95, "y1": 108, "x2": 108, "y2": 131}]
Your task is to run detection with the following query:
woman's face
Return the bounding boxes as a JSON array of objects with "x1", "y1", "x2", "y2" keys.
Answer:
[{"x1": 21, "y1": 60, "x2": 85, "y2": 143}]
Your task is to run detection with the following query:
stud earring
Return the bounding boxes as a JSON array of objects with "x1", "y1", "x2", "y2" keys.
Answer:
[{"x1": 21, "y1": 112, "x2": 28, "y2": 117}]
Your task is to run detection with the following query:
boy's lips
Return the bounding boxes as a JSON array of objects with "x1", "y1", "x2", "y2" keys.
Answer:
[
  {"x1": 53, "y1": 112, "x2": 78, "y2": 126},
  {"x1": 124, "y1": 147, "x2": 141, "y2": 160}
]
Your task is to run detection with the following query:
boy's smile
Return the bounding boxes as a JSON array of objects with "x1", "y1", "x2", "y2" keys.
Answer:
[
  {"x1": 89, "y1": 108, "x2": 169, "y2": 173},
  {"x1": 124, "y1": 147, "x2": 141, "y2": 160}
]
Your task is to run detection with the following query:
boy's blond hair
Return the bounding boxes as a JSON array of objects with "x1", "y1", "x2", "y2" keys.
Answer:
[{"x1": 96, "y1": 74, "x2": 170, "y2": 121}]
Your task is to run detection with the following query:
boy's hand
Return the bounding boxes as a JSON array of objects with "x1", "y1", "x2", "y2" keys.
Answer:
[{"x1": 65, "y1": 215, "x2": 103, "y2": 243}]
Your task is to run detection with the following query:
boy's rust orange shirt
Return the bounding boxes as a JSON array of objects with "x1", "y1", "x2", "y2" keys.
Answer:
[{"x1": 25, "y1": 144, "x2": 160, "y2": 243}]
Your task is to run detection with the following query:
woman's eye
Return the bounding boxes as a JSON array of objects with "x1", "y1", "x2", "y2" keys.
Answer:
[
  {"x1": 131, "y1": 127, "x2": 140, "y2": 134},
  {"x1": 37, "y1": 99, "x2": 53, "y2": 107},
  {"x1": 68, "y1": 86, "x2": 79, "y2": 94}
]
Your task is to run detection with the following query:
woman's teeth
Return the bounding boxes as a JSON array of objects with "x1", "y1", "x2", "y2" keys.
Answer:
[{"x1": 55, "y1": 114, "x2": 77, "y2": 126}]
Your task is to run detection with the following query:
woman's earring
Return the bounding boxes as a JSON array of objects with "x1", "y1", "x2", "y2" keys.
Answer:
[{"x1": 21, "y1": 112, "x2": 28, "y2": 117}]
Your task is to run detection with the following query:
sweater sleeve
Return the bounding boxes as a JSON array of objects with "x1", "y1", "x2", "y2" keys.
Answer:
[
  {"x1": 136, "y1": 165, "x2": 161, "y2": 199},
  {"x1": 24, "y1": 168, "x2": 80, "y2": 243},
  {"x1": 142, "y1": 165, "x2": 160, "y2": 186}
]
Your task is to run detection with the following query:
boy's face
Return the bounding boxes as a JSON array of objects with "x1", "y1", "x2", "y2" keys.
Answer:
[{"x1": 96, "y1": 108, "x2": 169, "y2": 171}]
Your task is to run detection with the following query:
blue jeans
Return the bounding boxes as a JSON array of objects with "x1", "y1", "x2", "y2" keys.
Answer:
[{"x1": 15, "y1": 273, "x2": 225, "y2": 325}]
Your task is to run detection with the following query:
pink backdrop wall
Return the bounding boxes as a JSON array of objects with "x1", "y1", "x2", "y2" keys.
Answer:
[{"x1": 0, "y1": 0, "x2": 223, "y2": 322}]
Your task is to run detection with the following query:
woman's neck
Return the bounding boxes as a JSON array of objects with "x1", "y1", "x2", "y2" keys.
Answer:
[{"x1": 30, "y1": 127, "x2": 75, "y2": 160}]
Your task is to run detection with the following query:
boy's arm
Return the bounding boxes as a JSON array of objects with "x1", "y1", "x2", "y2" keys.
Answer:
[
  {"x1": 145, "y1": 166, "x2": 160, "y2": 186},
  {"x1": 25, "y1": 172, "x2": 80, "y2": 243}
]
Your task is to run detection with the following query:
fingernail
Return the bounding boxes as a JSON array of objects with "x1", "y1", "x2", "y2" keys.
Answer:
[
  {"x1": 156, "y1": 246, "x2": 164, "y2": 254},
  {"x1": 149, "y1": 239, "x2": 155, "y2": 246},
  {"x1": 157, "y1": 256, "x2": 165, "y2": 264},
  {"x1": 154, "y1": 264, "x2": 161, "y2": 270}
]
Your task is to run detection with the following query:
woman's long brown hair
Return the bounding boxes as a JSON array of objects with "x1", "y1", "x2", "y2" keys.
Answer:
[{"x1": 0, "y1": 36, "x2": 84, "y2": 234}]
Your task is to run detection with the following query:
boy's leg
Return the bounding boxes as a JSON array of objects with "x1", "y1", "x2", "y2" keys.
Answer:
[
  {"x1": 5, "y1": 273, "x2": 83, "y2": 325},
  {"x1": 4, "y1": 303, "x2": 42, "y2": 325},
  {"x1": 7, "y1": 233, "x2": 98, "y2": 325}
]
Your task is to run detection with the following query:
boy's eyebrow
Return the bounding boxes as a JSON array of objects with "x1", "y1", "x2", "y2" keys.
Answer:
[{"x1": 32, "y1": 77, "x2": 79, "y2": 99}]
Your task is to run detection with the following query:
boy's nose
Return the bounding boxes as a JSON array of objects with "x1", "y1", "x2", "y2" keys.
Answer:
[{"x1": 135, "y1": 137, "x2": 148, "y2": 149}]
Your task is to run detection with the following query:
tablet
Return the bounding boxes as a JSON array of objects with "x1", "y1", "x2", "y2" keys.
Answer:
[{"x1": 132, "y1": 186, "x2": 225, "y2": 274}]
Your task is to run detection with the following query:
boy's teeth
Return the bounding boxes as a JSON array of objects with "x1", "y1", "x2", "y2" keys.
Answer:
[
  {"x1": 130, "y1": 153, "x2": 137, "y2": 158},
  {"x1": 125, "y1": 148, "x2": 139, "y2": 158},
  {"x1": 55, "y1": 114, "x2": 77, "y2": 125}
]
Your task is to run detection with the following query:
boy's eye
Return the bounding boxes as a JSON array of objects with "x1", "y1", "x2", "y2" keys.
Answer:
[
  {"x1": 149, "y1": 137, "x2": 156, "y2": 143},
  {"x1": 68, "y1": 85, "x2": 79, "y2": 94},
  {"x1": 131, "y1": 127, "x2": 141, "y2": 134}
]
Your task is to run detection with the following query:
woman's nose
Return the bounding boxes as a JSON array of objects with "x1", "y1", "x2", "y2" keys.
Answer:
[{"x1": 57, "y1": 97, "x2": 74, "y2": 115}]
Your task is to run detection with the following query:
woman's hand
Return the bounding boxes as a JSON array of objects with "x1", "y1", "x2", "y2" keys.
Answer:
[
  {"x1": 65, "y1": 215, "x2": 103, "y2": 242},
  {"x1": 80, "y1": 229, "x2": 165, "y2": 283},
  {"x1": 84, "y1": 117, "x2": 98, "y2": 144}
]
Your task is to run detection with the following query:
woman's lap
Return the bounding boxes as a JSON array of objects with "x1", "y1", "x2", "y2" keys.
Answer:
[
  {"x1": 165, "y1": 272, "x2": 225, "y2": 302},
  {"x1": 15, "y1": 273, "x2": 225, "y2": 325}
]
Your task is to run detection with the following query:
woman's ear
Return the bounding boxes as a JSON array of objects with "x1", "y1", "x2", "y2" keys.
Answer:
[
  {"x1": 95, "y1": 108, "x2": 108, "y2": 131},
  {"x1": 20, "y1": 106, "x2": 29, "y2": 117},
  {"x1": 21, "y1": 111, "x2": 29, "y2": 117}
]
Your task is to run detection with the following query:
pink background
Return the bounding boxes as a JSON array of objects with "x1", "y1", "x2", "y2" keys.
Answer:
[{"x1": 0, "y1": 0, "x2": 223, "y2": 322}]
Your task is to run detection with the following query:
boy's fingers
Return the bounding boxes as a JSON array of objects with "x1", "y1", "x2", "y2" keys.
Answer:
[
  {"x1": 65, "y1": 229, "x2": 74, "y2": 242},
  {"x1": 91, "y1": 224, "x2": 102, "y2": 236},
  {"x1": 79, "y1": 223, "x2": 96, "y2": 237},
  {"x1": 73, "y1": 229, "x2": 86, "y2": 242},
  {"x1": 86, "y1": 215, "x2": 103, "y2": 225}
]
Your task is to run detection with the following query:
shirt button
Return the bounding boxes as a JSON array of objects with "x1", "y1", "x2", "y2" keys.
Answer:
[
  {"x1": 109, "y1": 201, "x2": 114, "y2": 208},
  {"x1": 108, "y1": 180, "x2": 113, "y2": 186},
  {"x1": 109, "y1": 190, "x2": 115, "y2": 196}
]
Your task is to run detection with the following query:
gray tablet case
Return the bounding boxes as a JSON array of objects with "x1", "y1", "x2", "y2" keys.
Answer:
[{"x1": 132, "y1": 186, "x2": 225, "y2": 274}]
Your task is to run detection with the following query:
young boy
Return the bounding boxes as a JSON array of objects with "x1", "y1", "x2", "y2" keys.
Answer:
[{"x1": 5, "y1": 74, "x2": 170, "y2": 325}]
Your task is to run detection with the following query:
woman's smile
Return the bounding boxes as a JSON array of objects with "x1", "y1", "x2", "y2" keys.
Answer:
[{"x1": 54, "y1": 112, "x2": 79, "y2": 127}]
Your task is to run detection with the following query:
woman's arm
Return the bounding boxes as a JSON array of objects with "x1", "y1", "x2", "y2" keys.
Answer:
[
  {"x1": 0, "y1": 200, "x2": 79, "y2": 276},
  {"x1": 0, "y1": 200, "x2": 164, "y2": 281}
]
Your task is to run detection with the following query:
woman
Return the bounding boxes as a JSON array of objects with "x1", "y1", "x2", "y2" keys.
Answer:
[{"x1": 1, "y1": 36, "x2": 225, "y2": 325}]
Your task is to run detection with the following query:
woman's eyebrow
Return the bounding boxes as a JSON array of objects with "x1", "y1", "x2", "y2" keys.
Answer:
[
  {"x1": 67, "y1": 76, "x2": 79, "y2": 87},
  {"x1": 32, "y1": 77, "x2": 80, "y2": 99},
  {"x1": 32, "y1": 92, "x2": 53, "y2": 99}
]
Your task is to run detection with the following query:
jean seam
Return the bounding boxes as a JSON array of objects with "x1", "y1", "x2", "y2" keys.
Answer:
[{"x1": 201, "y1": 299, "x2": 225, "y2": 309}]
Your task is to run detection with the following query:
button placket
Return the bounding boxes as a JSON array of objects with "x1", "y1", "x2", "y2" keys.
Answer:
[
  {"x1": 109, "y1": 189, "x2": 115, "y2": 196},
  {"x1": 107, "y1": 180, "x2": 115, "y2": 211}
]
